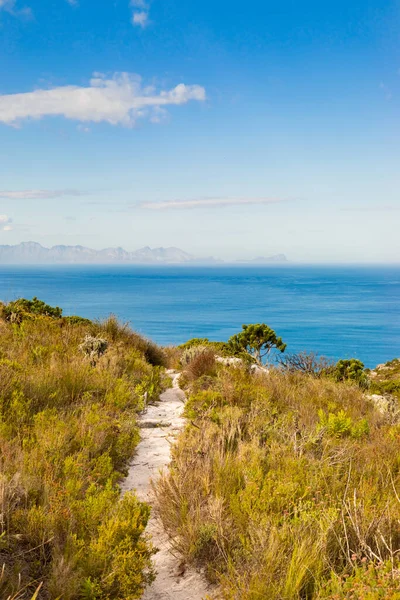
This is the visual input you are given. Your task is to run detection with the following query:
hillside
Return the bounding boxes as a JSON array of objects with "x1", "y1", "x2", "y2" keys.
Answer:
[
  {"x1": 1, "y1": 301, "x2": 400, "y2": 599},
  {"x1": 0, "y1": 299, "x2": 166, "y2": 599},
  {"x1": 0, "y1": 243, "x2": 288, "y2": 265},
  {"x1": 156, "y1": 344, "x2": 400, "y2": 599}
]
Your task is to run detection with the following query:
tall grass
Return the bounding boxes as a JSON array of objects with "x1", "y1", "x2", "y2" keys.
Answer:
[
  {"x1": 0, "y1": 305, "x2": 164, "y2": 598},
  {"x1": 156, "y1": 364, "x2": 400, "y2": 598}
]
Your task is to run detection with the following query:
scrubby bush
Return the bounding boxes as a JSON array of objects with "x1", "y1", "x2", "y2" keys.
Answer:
[
  {"x1": 179, "y1": 337, "x2": 233, "y2": 357},
  {"x1": 162, "y1": 346, "x2": 181, "y2": 369},
  {"x1": 93, "y1": 315, "x2": 167, "y2": 367},
  {"x1": 334, "y1": 358, "x2": 369, "y2": 389},
  {"x1": 1, "y1": 297, "x2": 62, "y2": 323},
  {"x1": 369, "y1": 358, "x2": 400, "y2": 399},
  {"x1": 156, "y1": 361, "x2": 400, "y2": 599},
  {"x1": 79, "y1": 335, "x2": 108, "y2": 367},
  {"x1": 0, "y1": 305, "x2": 163, "y2": 598},
  {"x1": 179, "y1": 337, "x2": 211, "y2": 350},
  {"x1": 185, "y1": 349, "x2": 217, "y2": 380},
  {"x1": 179, "y1": 345, "x2": 218, "y2": 386},
  {"x1": 143, "y1": 340, "x2": 167, "y2": 367},
  {"x1": 63, "y1": 315, "x2": 92, "y2": 325},
  {"x1": 278, "y1": 351, "x2": 334, "y2": 377},
  {"x1": 180, "y1": 345, "x2": 210, "y2": 366},
  {"x1": 79, "y1": 334, "x2": 109, "y2": 366},
  {"x1": 318, "y1": 560, "x2": 400, "y2": 598}
]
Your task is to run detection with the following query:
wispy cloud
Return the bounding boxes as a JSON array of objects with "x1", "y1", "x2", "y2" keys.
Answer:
[
  {"x1": 140, "y1": 197, "x2": 286, "y2": 210},
  {"x1": 0, "y1": 72, "x2": 206, "y2": 127},
  {"x1": 0, "y1": 0, "x2": 32, "y2": 18},
  {"x1": 0, "y1": 189, "x2": 83, "y2": 199},
  {"x1": 131, "y1": 0, "x2": 149, "y2": 28},
  {"x1": 0, "y1": 215, "x2": 13, "y2": 231}
]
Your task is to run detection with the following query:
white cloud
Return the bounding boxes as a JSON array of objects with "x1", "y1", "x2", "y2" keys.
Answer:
[
  {"x1": 0, "y1": 215, "x2": 13, "y2": 230},
  {"x1": 0, "y1": 72, "x2": 206, "y2": 127},
  {"x1": 0, "y1": 189, "x2": 83, "y2": 199},
  {"x1": 132, "y1": 10, "x2": 149, "y2": 27},
  {"x1": 140, "y1": 197, "x2": 286, "y2": 210},
  {"x1": 131, "y1": 0, "x2": 150, "y2": 28}
]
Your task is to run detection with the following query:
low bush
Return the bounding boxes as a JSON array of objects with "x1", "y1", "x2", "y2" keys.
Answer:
[
  {"x1": 0, "y1": 300, "x2": 163, "y2": 598},
  {"x1": 156, "y1": 363, "x2": 400, "y2": 599},
  {"x1": 179, "y1": 337, "x2": 233, "y2": 357},
  {"x1": 1, "y1": 297, "x2": 62, "y2": 323},
  {"x1": 185, "y1": 349, "x2": 217, "y2": 380},
  {"x1": 333, "y1": 358, "x2": 369, "y2": 389},
  {"x1": 278, "y1": 351, "x2": 334, "y2": 377}
]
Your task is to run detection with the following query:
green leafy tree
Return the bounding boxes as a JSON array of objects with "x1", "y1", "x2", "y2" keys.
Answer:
[{"x1": 228, "y1": 323, "x2": 287, "y2": 365}]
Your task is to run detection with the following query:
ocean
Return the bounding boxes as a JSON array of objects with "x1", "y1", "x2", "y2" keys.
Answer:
[{"x1": 0, "y1": 264, "x2": 399, "y2": 368}]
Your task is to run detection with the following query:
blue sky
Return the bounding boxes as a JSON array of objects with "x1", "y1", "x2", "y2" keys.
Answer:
[{"x1": 0, "y1": 0, "x2": 399, "y2": 262}]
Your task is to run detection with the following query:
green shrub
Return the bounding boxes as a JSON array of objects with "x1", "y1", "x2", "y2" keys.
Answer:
[
  {"x1": 179, "y1": 337, "x2": 232, "y2": 357},
  {"x1": 0, "y1": 309, "x2": 161, "y2": 597},
  {"x1": 156, "y1": 363, "x2": 400, "y2": 599},
  {"x1": 318, "y1": 560, "x2": 400, "y2": 599},
  {"x1": 180, "y1": 345, "x2": 210, "y2": 366},
  {"x1": 334, "y1": 358, "x2": 369, "y2": 389},
  {"x1": 317, "y1": 408, "x2": 369, "y2": 439},
  {"x1": 2, "y1": 297, "x2": 63, "y2": 323},
  {"x1": 63, "y1": 315, "x2": 92, "y2": 325}
]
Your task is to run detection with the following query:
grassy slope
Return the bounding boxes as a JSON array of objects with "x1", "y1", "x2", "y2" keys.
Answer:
[
  {"x1": 156, "y1": 355, "x2": 400, "y2": 599},
  {"x1": 0, "y1": 304, "x2": 166, "y2": 599}
]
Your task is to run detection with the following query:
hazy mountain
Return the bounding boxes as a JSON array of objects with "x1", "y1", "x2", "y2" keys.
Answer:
[
  {"x1": 0, "y1": 243, "x2": 288, "y2": 265},
  {"x1": 131, "y1": 246, "x2": 194, "y2": 263},
  {"x1": 237, "y1": 254, "x2": 288, "y2": 263},
  {"x1": 0, "y1": 242, "x2": 203, "y2": 264}
]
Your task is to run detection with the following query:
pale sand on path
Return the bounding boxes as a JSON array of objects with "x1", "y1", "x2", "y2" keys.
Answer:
[{"x1": 120, "y1": 371, "x2": 216, "y2": 600}]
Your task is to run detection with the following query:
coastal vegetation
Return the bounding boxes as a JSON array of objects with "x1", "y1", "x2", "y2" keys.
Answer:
[
  {"x1": 228, "y1": 322, "x2": 287, "y2": 365},
  {"x1": 157, "y1": 343, "x2": 400, "y2": 598},
  {"x1": 1, "y1": 300, "x2": 400, "y2": 599},
  {"x1": 0, "y1": 300, "x2": 166, "y2": 599}
]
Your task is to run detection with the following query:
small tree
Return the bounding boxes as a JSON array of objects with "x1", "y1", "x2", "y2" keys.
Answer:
[{"x1": 228, "y1": 323, "x2": 286, "y2": 366}]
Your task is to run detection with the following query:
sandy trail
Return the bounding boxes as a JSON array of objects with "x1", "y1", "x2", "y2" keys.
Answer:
[{"x1": 120, "y1": 371, "x2": 215, "y2": 600}]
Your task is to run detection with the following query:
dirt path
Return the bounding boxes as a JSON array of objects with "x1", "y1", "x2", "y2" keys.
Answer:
[{"x1": 120, "y1": 371, "x2": 215, "y2": 600}]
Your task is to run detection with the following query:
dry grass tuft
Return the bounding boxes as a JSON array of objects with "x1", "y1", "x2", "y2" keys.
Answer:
[{"x1": 155, "y1": 363, "x2": 400, "y2": 598}]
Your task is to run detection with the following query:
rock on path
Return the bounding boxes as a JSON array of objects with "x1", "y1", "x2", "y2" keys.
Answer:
[{"x1": 120, "y1": 371, "x2": 215, "y2": 600}]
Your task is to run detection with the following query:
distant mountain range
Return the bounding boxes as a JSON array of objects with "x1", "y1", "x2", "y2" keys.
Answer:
[
  {"x1": 238, "y1": 254, "x2": 288, "y2": 263},
  {"x1": 0, "y1": 242, "x2": 288, "y2": 264}
]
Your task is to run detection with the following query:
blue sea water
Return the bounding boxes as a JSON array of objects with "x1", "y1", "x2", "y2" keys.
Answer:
[{"x1": 0, "y1": 264, "x2": 399, "y2": 368}]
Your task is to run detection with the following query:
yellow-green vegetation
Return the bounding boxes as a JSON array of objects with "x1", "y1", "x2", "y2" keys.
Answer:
[
  {"x1": 369, "y1": 358, "x2": 400, "y2": 399},
  {"x1": 156, "y1": 346, "x2": 400, "y2": 599},
  {"x1": 0, "y1": 299, "x2": 166, "y2": 599}
]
